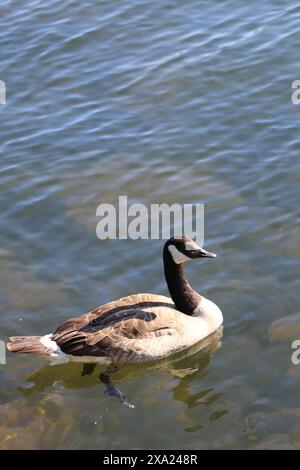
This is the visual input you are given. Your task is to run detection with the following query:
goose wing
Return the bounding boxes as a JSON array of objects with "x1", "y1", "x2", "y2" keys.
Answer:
[{"x1": 52, "y1": 294, "x2": 180, "y2": 361}]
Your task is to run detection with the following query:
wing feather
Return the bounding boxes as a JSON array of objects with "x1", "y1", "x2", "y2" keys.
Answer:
[{"x1": 52, "y1": 294, "x2": 180, "y2": 361}]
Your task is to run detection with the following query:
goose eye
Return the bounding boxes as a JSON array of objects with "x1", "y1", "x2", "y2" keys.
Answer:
[{"x1": 185, "y1": 249, "x2": 197, "y2": 257}]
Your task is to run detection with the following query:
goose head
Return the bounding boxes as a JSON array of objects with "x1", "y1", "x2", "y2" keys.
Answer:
[{"x1": 164, "y1": 236, "x2": 216, "y2": 265}]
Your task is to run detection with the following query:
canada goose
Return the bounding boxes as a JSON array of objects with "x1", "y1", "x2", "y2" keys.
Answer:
[{"x1": 7, "y1": 236, "x2": 223, "y2": 407}]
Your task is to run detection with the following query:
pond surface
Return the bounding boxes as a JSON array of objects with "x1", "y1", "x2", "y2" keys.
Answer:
[{"x1": 0, "y1": 0, "x2": 300, "y2": 449}]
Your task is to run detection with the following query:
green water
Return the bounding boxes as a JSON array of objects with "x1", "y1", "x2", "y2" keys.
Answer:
[{"x1": 0, "y1": 0, "x2": 300, "y2": 449}]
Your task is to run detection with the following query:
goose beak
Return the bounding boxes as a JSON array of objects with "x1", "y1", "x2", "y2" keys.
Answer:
[{"x1": 195, "y1": 248, "x2": 217, "y2": 259}]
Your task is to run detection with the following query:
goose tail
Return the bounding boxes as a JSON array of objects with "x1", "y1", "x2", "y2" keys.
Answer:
[{"x1": 7, "y1": 335, "x2": 54, "y2": 355}]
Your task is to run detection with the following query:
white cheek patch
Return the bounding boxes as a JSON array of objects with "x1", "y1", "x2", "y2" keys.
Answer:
[
  {"x1": 168, "y1": 245, "x2": 191, "y2": 264},
  {"x1": 184, "y1": 240, "x2": 201, "y2": 251}
]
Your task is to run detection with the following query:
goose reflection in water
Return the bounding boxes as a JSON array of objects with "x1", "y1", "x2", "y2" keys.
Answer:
[{"x1": 19, "y1": 327, "x2": 223, "y2": 411}]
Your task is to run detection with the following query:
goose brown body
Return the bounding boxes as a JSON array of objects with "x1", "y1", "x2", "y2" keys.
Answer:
[{"x1": 51, "y1": 293, "x2": 215, "y2": 363}]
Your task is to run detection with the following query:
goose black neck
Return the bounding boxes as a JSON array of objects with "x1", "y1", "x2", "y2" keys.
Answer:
[{"x1": 163, "y1": 248, "x2": 201, "y2": 315}]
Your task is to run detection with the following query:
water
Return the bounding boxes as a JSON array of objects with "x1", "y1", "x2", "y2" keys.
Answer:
[{"x1": 1, "y1": 0, "x2": 300, "y2": 449}]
